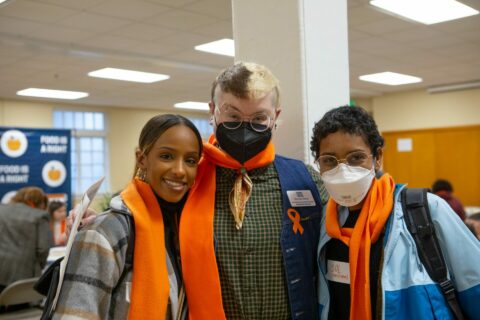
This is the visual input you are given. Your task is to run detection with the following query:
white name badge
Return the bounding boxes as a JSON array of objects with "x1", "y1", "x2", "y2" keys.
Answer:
[
  {"x1": 126, "y1": 282, "x2": 132, "y2": 303},
  {"x1": 326, "y1": 260, "x2": 350, "y2": 284},
  {"x1": 286, "y1": 190, "x2": 316, "y2": 207}
]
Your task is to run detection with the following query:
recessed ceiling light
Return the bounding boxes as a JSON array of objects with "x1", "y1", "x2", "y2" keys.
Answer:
[
  {"x1": 359, "y1": 72, "x2": 422, "y2": 85},
  {"x1": 174, "y1": 101, "x2": 210, "y2": 111},
  {"x1": 370, "y1": 0, "x2": 479, "y2": 25},
  {"x1": 16, "y1": 88, "x2": 89, "y2": 100},
  {"x1": 88, "y1": 68, "x2": 169, "y2": 83},
  {"x1": 194, "y1": 39, "x2": 235, "y2": 57}
]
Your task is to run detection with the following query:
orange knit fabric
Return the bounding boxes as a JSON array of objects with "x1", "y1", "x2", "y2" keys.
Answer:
[
  {"x1": 121, "y1": 178, "x2": 170, "y2": 320},
  {"x1": 325, "y1": 174, "x2": 395, "y2": 320},
  {"x1": 180, "y1": 135, "x2": 275, "y2": 320}
]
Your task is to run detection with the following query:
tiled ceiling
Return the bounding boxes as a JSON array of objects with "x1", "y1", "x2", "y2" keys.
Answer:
[{"x1": 0, "y1": 0, "x2": 479, "y2": 109}]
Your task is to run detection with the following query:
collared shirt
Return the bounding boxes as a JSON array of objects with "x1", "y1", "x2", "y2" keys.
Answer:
[{"x1": 214, "y1": 162, "x2": 328, "y2": 319}]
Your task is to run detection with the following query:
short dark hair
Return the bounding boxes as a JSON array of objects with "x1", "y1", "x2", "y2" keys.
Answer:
[
  {"x1": 432, "y1": 179, "x2": 453, "y2": 193},
  {"x1": 133, "y1": 114, "x2": 203, "y2": 178},
  {"x1": 310, "y1": 105, "x2": 384, "y2": 161}
]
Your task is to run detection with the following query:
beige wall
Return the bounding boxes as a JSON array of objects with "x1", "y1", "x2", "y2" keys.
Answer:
[
  {"x1": 369, "y1": 87, "x2": 480, "y2": 132},
  {"x1": 0, "y1": 98, "x2": 209, "y2": 194},
  {"x1": 4, "y1": 86, "x2": 480, "y2": 194}
]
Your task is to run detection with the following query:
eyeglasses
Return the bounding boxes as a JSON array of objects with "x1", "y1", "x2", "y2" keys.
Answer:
[
  {"x1": 316, "y1": 151, "x2": 373, "y2": 171},
  {"x1": 216, "y1": 107, "x2": 273, "y2": 132}
]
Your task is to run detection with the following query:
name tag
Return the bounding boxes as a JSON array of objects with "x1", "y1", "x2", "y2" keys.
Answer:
[
  {"x1": 326, "y1": 260, "x2": 350, "y2": 284},
  {"x1": 286, "y1": 190, "x2": 316, "y2": 207},
  {"x1": 126, "y1": 282, "x2": 132, "y2": 303}
]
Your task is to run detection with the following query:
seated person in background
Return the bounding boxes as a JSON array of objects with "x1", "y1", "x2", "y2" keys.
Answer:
[
  {"x1": 311, "y1": 106, "x2": 480, "y2": 319},
  {"x1": 432, "y1": 179, "x2": 466, "y2": 221},
  {"x1": 48, "y1": 201, "x2": 67, "y2": 246},
  {"x1": 0, "y1": 187, "x2": 53, "y2": 292}
]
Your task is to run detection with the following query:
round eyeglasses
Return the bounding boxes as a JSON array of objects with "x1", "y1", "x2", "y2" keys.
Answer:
[
  {"x1": 316, "y1": 151, "x2": 373, "y2": 171},
  {"x1": 216, "y1": 107, "x2": 273, "y2": 132}
]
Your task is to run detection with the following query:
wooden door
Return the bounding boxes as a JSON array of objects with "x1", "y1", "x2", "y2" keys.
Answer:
[{"x1": 382, "y1": 125, "x2": 480, "y2": 206}]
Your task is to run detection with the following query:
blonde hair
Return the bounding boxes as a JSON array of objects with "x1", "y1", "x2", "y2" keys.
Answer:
[{"x1": 211, "y1": 62, "x2": 280, "y2": 108}]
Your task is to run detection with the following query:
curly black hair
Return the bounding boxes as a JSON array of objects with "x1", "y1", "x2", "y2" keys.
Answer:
[{"x1": 310, "y1": 105, "x2": 384, "y2": 161}]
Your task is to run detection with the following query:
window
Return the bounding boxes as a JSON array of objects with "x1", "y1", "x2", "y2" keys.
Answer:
[
  {"x1": 53, "y1": 111, "x2": 108, "y2": 195},
  {"x1": 188, "y1": 116, "x2": 213, "y2": 140}
]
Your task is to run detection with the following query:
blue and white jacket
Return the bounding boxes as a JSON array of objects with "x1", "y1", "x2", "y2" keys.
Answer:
[{"x1": 317, "y1": 184, "x2": 480, "y2": 319}]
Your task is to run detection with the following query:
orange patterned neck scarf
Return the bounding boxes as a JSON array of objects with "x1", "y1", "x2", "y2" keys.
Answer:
[
  {"x1": 203, "y1": 135, "x2": 275, "y2": 229},
  {"x1": 325, "y1": 174, "x2": 395, "y2": 320}
]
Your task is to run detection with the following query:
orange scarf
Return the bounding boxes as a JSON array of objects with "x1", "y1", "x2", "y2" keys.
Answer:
[
  {"x1": 180, "y1": 135, "x2": 275, "y2": 319},
  {"x1": 325, "y1": 174, "x2": 395, "y2": 320},
  {"x1": 121, "y1": 178, "x2": 170, "y2": 320}
]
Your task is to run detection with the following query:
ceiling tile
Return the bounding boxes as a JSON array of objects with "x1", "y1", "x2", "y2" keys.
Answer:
[
  {"x1": 36, "y1": 0, "x2": 105, "y2": 10},
  {"x1": 353, "y1": 18, "x2": 415, "y2": 35},
  {"x1": 145, "y1": 0, "x2": 200, "y2": 8},
  {"x1": 146, "y1": 9, "x2": 216, "y2": 31},
  {"x1": 111, "y1": 22, "x2": 177, "y2": 41},
  {"x1": 87, "y1": 0, "x2": 170, "y2": 20},
  {"x1": 348, "y1": 5, "x2": 387, "y2": 27},
  {"x1": 379, "y1": 26, "x2": 443, "y2": 43},
  {"x1": 192, "y1": 20, "x2": 233, "y2": 38},
  {"x1": 0, "y1": 0, "x2": 77, "y2": 23},
  {"x1": 55, "y1": 12, "x2": 130, "y2": 32},
  {"x1": 184, "y1": 0, "x2": 232, "y2": 20}
]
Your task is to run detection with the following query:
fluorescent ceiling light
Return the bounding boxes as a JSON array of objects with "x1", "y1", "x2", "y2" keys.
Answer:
[
  {"x1": 88, "y1": 68, "x2": 169, "y2": 83},
  {"x1": 370, "y1": 0, "x2": 479, "y2": 25},
  {"x1": 174, "y1": 101, "x2": 210, "y2": 111},
  {"x1": 194, "y1": 39, "x2": 235, "y2": 57},
  {"x1": 359, "y1": 72, "x2": 422, "y2": 86},
  {"x1": 16, "y1": 88, "x2": 88, "y2": 100}
]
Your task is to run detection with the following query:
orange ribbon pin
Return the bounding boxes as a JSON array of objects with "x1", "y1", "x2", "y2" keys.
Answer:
[{"x1": 287, "y1": 208, "x2": 304, "y2": 235}]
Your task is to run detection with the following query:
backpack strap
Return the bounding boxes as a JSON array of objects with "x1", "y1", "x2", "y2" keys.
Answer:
[
  {"x1": 113, "y1": 212, "x2": 135, "y2": 288},
  {"x1": 401, "y1": 188, "x2": 465, "y2": 320}
]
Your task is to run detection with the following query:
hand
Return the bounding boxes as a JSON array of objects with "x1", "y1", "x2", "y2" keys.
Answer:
[{"x1": 65, "y1": 207, "x2": 98, "y2": 238}]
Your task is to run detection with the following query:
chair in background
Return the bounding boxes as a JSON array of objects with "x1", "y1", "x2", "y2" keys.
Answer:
[{"x1": 0, "y1": 278, "x2": 43, "y2": 317}]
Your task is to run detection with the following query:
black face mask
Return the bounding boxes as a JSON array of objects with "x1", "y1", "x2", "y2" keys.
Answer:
[{"x1": 216, "y1": 122, "x2": 272, "y2": 164}]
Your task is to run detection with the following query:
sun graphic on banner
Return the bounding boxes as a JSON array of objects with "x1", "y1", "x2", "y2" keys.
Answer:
[
  {"x1": 0, "y1": 130, "x2": 28, "y2": 158},
  {"x1": 42, "y1": 160, "x2": 67, "y2": 187},
  {"x1": 1, "y1": 190, "x2": 17, "y2": 204}
]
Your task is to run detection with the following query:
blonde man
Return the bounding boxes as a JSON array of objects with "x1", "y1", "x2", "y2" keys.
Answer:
[{"x1": 180, "y1": 62, "x2": 328, "y2": 319}]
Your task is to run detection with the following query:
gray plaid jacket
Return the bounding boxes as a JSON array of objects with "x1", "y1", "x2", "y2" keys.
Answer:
[{"x1": 53, "y1": 195, "x2": 187, "y2": 320}]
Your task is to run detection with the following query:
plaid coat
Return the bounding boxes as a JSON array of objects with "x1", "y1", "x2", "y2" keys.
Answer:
[{"x1": 53, "y1": 196, "x2": 186, "y2": 320}]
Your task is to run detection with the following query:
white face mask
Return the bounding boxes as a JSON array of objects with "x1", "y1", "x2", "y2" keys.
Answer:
[{"x1": 321, "y1": 163, "x2": 375, "y2": 207}]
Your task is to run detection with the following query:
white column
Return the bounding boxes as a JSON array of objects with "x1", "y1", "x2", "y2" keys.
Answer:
[{"x1": 232, "y1": 0, "x2": 350, "y2": 163}]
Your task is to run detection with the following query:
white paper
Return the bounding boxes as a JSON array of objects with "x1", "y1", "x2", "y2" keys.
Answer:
[
  {"x1": 397, "y1": 138, "x2": 413, "y2": 152},
  {"x1": 51, "y1": 177, "x2": 105, "y2": 311}
]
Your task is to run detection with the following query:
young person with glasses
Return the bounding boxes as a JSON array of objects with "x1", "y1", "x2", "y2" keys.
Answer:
[
  {"x1": 179, "y1": 62, "x2": 329, "y2": 319},
  {"x1": 310, "y1": 106, "x2": 480, "y2": 320}
]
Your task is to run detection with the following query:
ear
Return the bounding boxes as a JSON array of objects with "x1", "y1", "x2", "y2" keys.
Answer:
[
  {"x1": 208, "y1": 100, "x2": 215, "y2": 115},
  {"x1": 375, "y1": 147, "x2": 383, "y2": 172},
  {"x1": 275, "y1": 107, "x2": 282, "y2": 119},
  {"x1": 135, "y1": 148, "x2": 147, "y2": 170}
]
